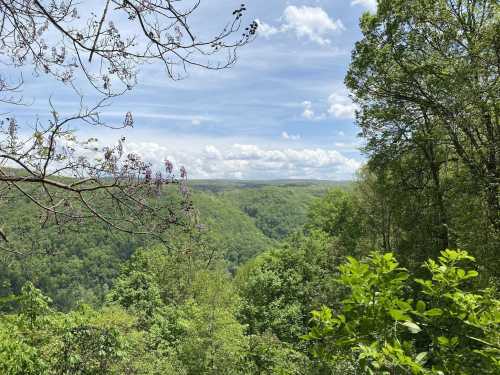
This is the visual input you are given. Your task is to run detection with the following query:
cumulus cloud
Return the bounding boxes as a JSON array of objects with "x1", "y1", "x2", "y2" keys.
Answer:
[
  {"x1": 328, "y1": 92, "x2": 358, "y2": 119},
  {"x1": 351, "y1": 0, "x2": 378, "y2": 12},
  {"x1": 204, "y1": 145, "x2": 222, "y2": 160},
  {"x1": 283, "y1": 5, "x2": 345, "y2": 45},
  {"x1": 300, "y1": 92, "x2": 357, "y2": 120},
  {"x1": 301, "y1": 100, "x2": 315, "y2": 119},
  {"x1": 119, "y1": 142, "x2": 360, "y2": 180},
  {"x1": 255, "y1": 19, "x2": 280, "y2": 38},
  {"x1": 281, "y1": 131, "x2": 301, "y2": 141},
  {"x1": 257, "y1": 5, "x2": 344, "y2": 45}
]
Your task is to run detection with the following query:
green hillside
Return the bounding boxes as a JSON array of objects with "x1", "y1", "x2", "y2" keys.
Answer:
[{"x1": 0, "y1": 180, "x2": 337, "y2": 310}]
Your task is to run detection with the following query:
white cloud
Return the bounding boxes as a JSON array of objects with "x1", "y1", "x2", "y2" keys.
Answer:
[
  {"x1": 283, "y1": 5, "x2": 344, "y2": 45},
  {"x1": 256, "y1": 19, "x2": 280, "y2": 38},
  {"x1": 204, "y1": 145, "x2": 222, "y2": 160},
  {"x1": 351, "y1": 0, "x2": 378, "y2": 12},
  {"x1": 301, "y1": 100, "x2": 315, "y2": 119},
  {"x1": 281, "y1": 131, "x2": 301, "y2": 141},
  {"x1": 191, "y1": 118, "x2": 202, "y2": 125},
  {"x1": 256, "y1": 6, "x2": 344, "y2": 45},
  {"x1": 119, "y1": 142, "x2": 360, "y2": 180},
  {"x1": 328, "y1": 92, "x2": 358, "y2": 119},
  {"x1": 338, "y1": 131, "x2": 345, "y2": 136}
]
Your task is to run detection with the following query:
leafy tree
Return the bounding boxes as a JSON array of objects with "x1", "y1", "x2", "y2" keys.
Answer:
[
  {"x1": 346, "y1": 0, "x2": 499, "y2": 267},
  {"x1": 171, "y1": 270, "x2": 249, "y2": 375},
  {"x1": 107, "y1": 244, "x2": 251, "y2": 374},
  {"x1": 236, "y1": 231, "x2": 340, "y2": 345},
  {"x1": 0, "y1": 283, "x2": 50, "y2": 374},
  {"x1": 245, "y1": 332, "x2": 312, "y2": 375},
  {"x1": 306, "y1": 188, "x2": 363, "y2": 256}
]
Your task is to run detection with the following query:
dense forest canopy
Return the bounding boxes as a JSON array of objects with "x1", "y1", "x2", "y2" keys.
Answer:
[{"x1": 0, "y1": 0, "x2": 499, "y2": 374}]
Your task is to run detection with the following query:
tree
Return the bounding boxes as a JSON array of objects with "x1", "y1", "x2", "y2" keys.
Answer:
[
  {"x1": 346, "y1": 0, "x2": 499, "y2": 274},
  {"x1": 346, "y1": 0, "x2": 499, "y2": 231},
  {"x1": 236, "y1": 231, "x2": 340, "y2": 345},
  {"x1": 0, "y1": 1, "x2": 258, "y2": 252},
  {"x1": 306, "y1": 188, "x2": 363, "y2": 256},
  {"x1": 0, "y1": 109, "x2": 194, "y2": 254},
  {"x1": 0, "y1": 0, "x2": 258, "y2": 94}
]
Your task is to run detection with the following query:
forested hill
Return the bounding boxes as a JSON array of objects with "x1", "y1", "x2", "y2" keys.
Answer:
[
  {"x1": 189, "y1": 179, "x2": 350, "y2": 192},
  {"x1": 0, "y1": 179, "x2": 344, "y2": 310},
  {"x1": 191, "y1": 179, "x2": 349, "y2": 240}
]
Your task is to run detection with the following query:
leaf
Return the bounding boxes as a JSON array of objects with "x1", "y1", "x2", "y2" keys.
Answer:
[
  {"x1": 389, "y1": 309, "x2": 411, "y2": 321},
  {"x1": 424, "y1": 308, "x2": 443, "y2": 317},
  {"x1": 466, "y1": 270, "x2": 478, "y2": 279},
  {"x1": 396, "y1": 300, "x2": 412, "y2": 310},
  {"x1": 393, "y1": 272, "x2": 409, "y2": 282},
  {"x1": 438, "y1": 336, "x2": 449, "y2": 346},
  {"x1": 402, "y1": 321, "x2": 421, "y2": 334},
  {"x1": 415, "y1": 351, "x2": 428, "y2": 364},
  {"x1": 416, "y1": 300, "x2": 426, "y2": 313}
]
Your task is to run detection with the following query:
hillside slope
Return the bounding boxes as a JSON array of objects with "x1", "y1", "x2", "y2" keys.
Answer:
[{"x1": 0, "y1": 180, "x2": 343, "y2": 309}]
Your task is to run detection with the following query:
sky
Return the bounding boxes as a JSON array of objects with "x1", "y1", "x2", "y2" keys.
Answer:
[{"x1": 3, "y1": 0, "x2": 377, "y2": 180}]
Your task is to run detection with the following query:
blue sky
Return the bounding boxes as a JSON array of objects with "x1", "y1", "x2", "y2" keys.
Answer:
[{"x1": 3, "y1": 0, "x2": 377, "y2": 180}]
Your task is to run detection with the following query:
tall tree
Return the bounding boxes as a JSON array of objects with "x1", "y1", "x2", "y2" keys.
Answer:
[{"x1": 346, "y1": 0, "x2": 499, "y2": 230}]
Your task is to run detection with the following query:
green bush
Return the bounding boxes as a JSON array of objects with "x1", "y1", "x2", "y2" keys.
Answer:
[{"x1": 304, "y1": 250, "x2": 500, "y2": 374}]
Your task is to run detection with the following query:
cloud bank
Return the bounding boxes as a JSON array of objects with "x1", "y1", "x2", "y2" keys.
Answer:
[{"x1": 120, "y1": 142, "x2": 360, "y2": 180}]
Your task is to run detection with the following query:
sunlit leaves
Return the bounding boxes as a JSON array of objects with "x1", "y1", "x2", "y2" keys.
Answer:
[{"x1": 305, "y1": 249, "x2": 500, "y2": 374}]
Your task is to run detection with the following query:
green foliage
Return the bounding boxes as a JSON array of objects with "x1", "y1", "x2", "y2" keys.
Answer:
[
  {"x1": 306, "y1": 188, "x2": 363, "y2": 255},
  {"x1": 236, "y1": 231, "x2": 339, "y2": 344},
  {"x1": 245, "y1": 332, "x2": 311, "y2": 375},
  {"x1": 0, "y1": 283, "x2": 139, "y2": 375},
  {"x1": 1, "y1": 1, "x2": 498, "y2": 373},
  {"x1": 107, "y1": 245, "x2": 253, "y2": 374},
  {"x1": 0, "y1": 324, "x2": 47, "y2": 375},
  {"x1": 223, "y1": 186, "x2": 327, "y2": 240},
  {"x1": 346, "y1": 0, "x2": 500, "y2": 274},
  {"x1": 305, "y1": 250, "x2": 500, "y2": 374},
  {"x1": 192, "y1": 192, "x2": 274, "y2": 269},
  {"x1": 56, "y1": 325, "x2": 124, "y2": 374}
]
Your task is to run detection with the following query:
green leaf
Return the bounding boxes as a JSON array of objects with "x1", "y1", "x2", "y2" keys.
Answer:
[
  {"x1": 416, "y1": 300, "x2": 426, "y2": 313},
  {"x1": 393, "y1": 272, "x2": 409, "y2": 282},
  {"x1": 395, "y1": 300, "x2": 412, "y2": 311},
  {"x1": 415, "y1": 351, "x2": 428, "y2": 364},
  {"x1": 424, "y1": 308, "x2": 443, "y2": 317},
  {"x1": 389, "y1": 309, "x2": 411, "y2": 321},
  {"x1": 466, "y1": 270, "x2": 478, "y2": 279},
  {"x1": 402, "y1": 321, "x2": 421, "y2": 334},
  {"x1": 438, "y1": 336, "x2": 449, "y2": 346}
]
